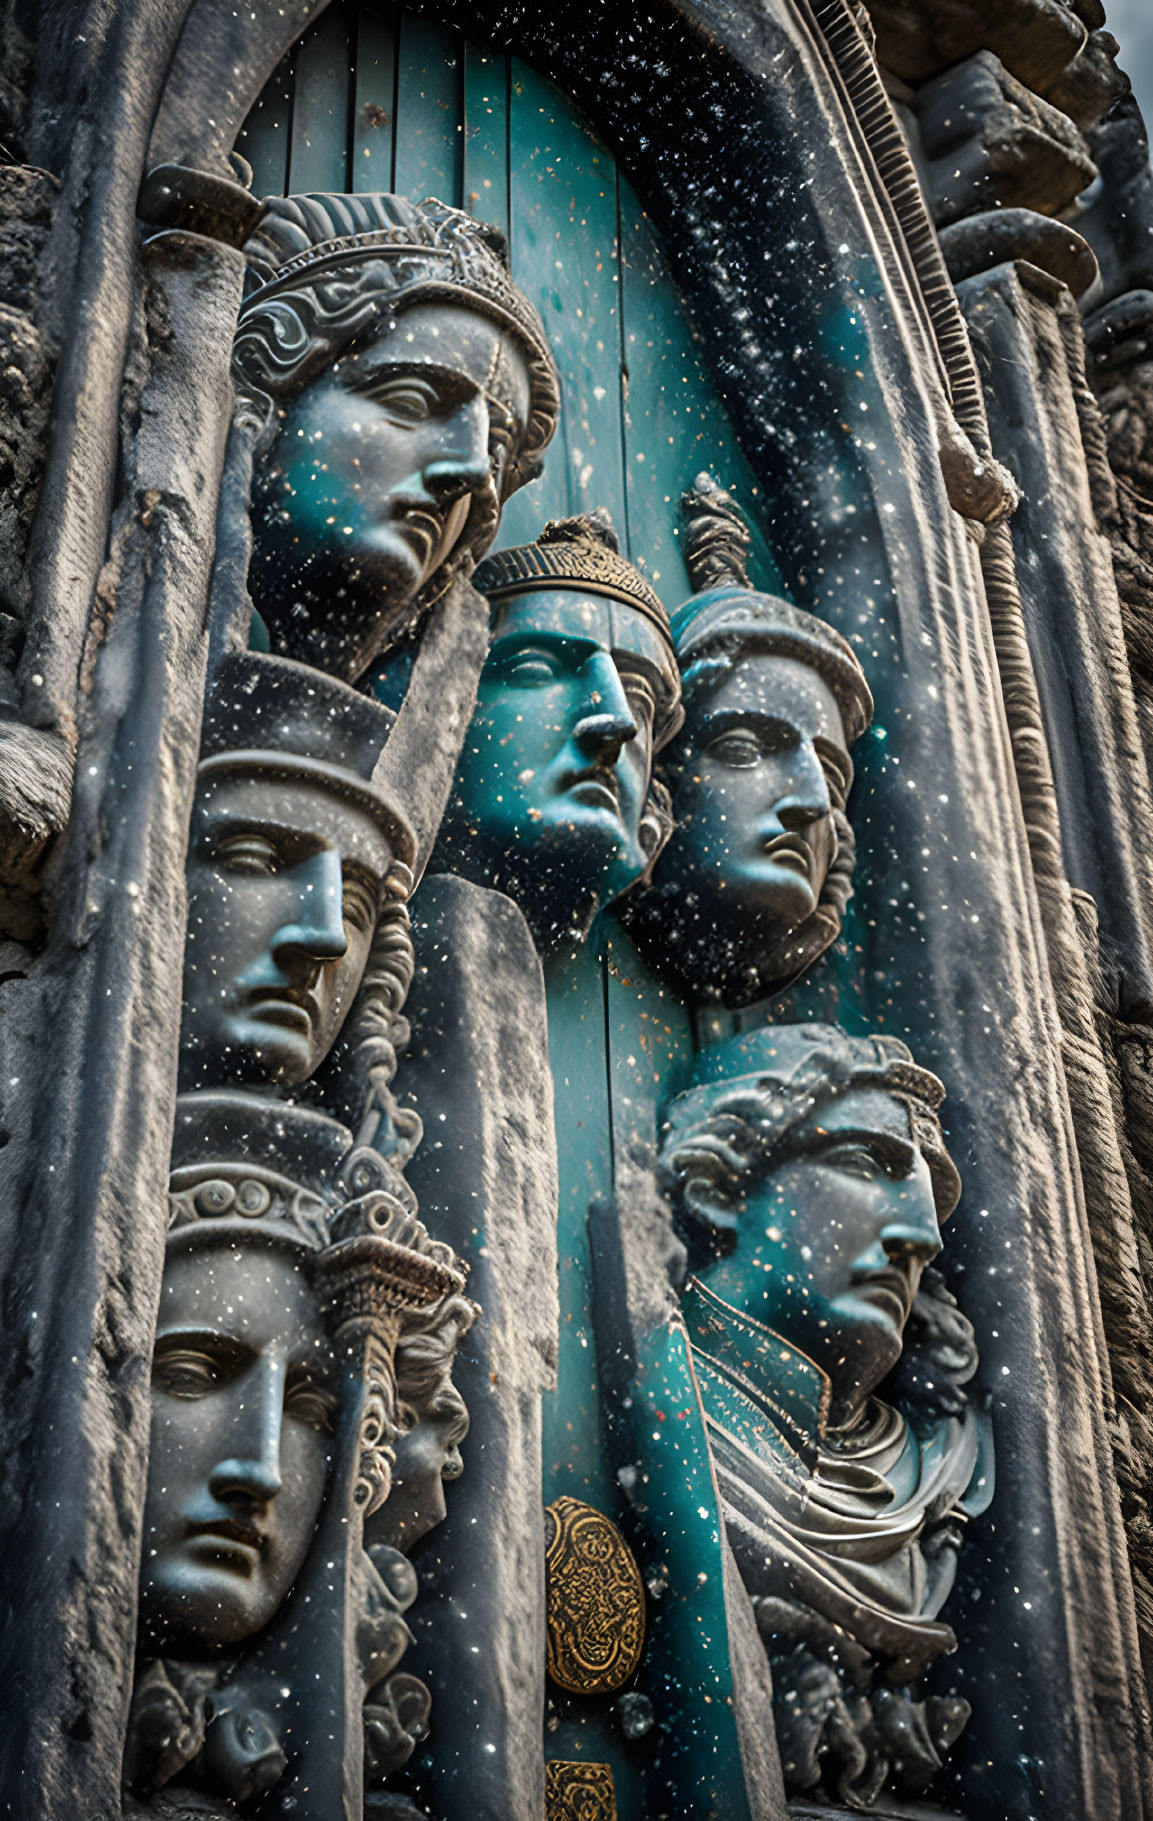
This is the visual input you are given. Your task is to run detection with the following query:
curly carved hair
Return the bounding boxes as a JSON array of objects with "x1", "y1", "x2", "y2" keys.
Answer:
[
  {"x1": 659, "y1": 1025, "x2": 961, "y2": 1262},
  {"x1": 394, "y1": 1291, "x2": 479, "y2": 1459},
  {"x1": 302, "y1": 890, "x2": 421, "y2": 1159}
]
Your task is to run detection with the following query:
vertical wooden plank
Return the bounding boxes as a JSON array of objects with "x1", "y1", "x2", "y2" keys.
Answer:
[
  {"x1": 603, "y1": 914, "x2": 694, "y2": 1163},
  {"x1": 462, "y1": 45, "x2": 509, "y2": 243},
  {"x1": 540, "y1": 932, "x2": 617, "y2": 1516},
  {"x1": 501, "y1": 58, "x2": 627, "y2": 547},
  {"x1": 392, "y1": 15, "x2": 463, "y2": 206},
  {"x1": 235, "y1": 50, "x2": 294, "y2": 200},
  {"x1": 352, "y1": 4, "x2": 397, "y2": 194},
  {"x1": 619, "y1": 177, "x2": 784, "y2": 607},
  {"x1": 288, "y1": 6, "x2": 352, "y2": 195}
]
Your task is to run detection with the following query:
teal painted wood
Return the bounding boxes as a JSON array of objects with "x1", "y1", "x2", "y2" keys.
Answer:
[
  {"x1": 619, "y1": 182, "x2": 785, "y2": 609},
  {"x1": 540, "y1": 931, "x2": 616, "y2": 1517},
  {"x1": 625, "y1": 1323, "x2": 758, "y2": 1819},
  {"x1": 603, "y1": 913, "x2": 693, "y2": 1153},
  {"x1": 352, "y1": 4, "x2": 398, "y2": 194},
  {"x1": 237, "y1": 50, "x2": 294, "y2": 199},
  {"x1": 500, "y1": 59, "x2": 627, "y2": 548},
  {"x1": 392, "y1": 15, "x2": 463, "y2": 206},
  {"x1": 287, "y1": 7, "x2": 352, "y2": 195},
  {"x1": 541, "y1": 928, "x2": 648, "y2": 1816},
  {"x1": 462, "y1": 46, "x2": 509, "y2": 243}
]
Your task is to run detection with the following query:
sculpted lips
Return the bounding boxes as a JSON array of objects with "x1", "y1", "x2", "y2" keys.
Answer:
[
  {"x1": 185, "y1": 1517, "x2": 264, "y2": 1573},
  {"x1": 760, "y1": 831, "x2": 812, "y2": 876},
  {"x1": 849, "y1": 1264, "x2": 917, "y2": 1330},
  {"x1": 562, "y1": 766, "x2": 621, "y2": 814},
  {"x1": 246, "y1": 987, "x2": 318, "y2": 1038}
]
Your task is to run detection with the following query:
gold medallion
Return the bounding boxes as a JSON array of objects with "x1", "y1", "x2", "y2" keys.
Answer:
[
  {"x1": 544, "y1": 1496, "x2": 646, "y2": 1693},
  {"x1": 545, "y1": 1759, "x2": 618, "y2": 1820}
]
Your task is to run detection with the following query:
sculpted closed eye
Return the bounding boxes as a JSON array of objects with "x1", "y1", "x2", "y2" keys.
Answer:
[
  {"x1": 213, "y1": 833, "x2": 283, "y2": 875},
  {"x1": 822, "y1": 1139, "x2": 908, "y2": 1180},
  {"x1": 152, "y1": 1348, "x2": 224, "y2": 1398},
  {"x1": 707, "y1": 729, "x2": 763, "y2": 768},
  {"x1": 369, "y1": 377, "x2": 442, "y2": 422},
  {"x1": 502, "y1": 650, "x2": 562, "y2": 686}
]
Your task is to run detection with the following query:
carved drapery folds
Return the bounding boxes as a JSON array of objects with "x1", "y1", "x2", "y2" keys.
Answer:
[
  {"x1": 3, "y1": 3, "x2": 1153, "y2": 1819},
  {"x1": 660, "y1": 1026, "x2": 990, "y2": 1809}
]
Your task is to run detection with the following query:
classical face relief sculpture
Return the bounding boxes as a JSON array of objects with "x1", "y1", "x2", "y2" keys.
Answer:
[
  {"x1": 431, "y1": 512, "x2": 683, "y2": 954},
  {"x1": 179, "y1": 649, "x2": 415, "y2": 1100},
  {"x1": 368, "y1": 1292, "x2": 478, "y2": 1554},
  {"x1": 660, "y1": 1025, "x2": 991, "y2": 1808},
  {"x1": 233, "y1": 192, "x2": 562, "y2": 681},
  {"x1": 625, "y1": 478, "x2": 873, "y2": 1006},
  {"x1": 141, "y1": 1238, "x2": 335, "y2": 1657},
  {"x1": 128, "y1": 1092, "x2": 466, "y2": 1814}
]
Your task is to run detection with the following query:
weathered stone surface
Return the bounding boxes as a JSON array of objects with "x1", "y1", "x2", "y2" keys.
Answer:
[
  {"x1": 939, "y1": 209, "x2": 1099, "y2": 295},
  {"x1": 918, "y1": 52, "x2": 1096, "y2": 225},
  {"x1": 962, "y1": 257, "x2": 1153, "y2": 1657},
  {"x1": 396, "y1": 875, "x2": 558, "y2": 1821},
  {"x1": 1076, "y1": 96, "x2": 1153, "y2": 307},
  {"x1": 1040, "y1": 26, "x2": 1128, "y2": 131},
  {"x1": 0, "y1": 227, "x2": 244, "y2": 1820},
  {"x1": 862, "y1": 0, "x2": 1085, "y2": 89}
]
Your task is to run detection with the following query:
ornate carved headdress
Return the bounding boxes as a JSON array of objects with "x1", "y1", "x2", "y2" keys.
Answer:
[
  {"x1": 474, "y1": 510, "x2": 684, "y2": 748},
  {"x1": 673, "y1": 475, "x2": 874, "y2": 748},
  {"x1": 233, "y1": 191, "x2": 560, "y2": 491},
  {"x1": 198, "y1": 648, "x2": 417, "y2": 879},
  {"x1": 168, "y1": 1089, "x2": 462, "y2": 1302}
]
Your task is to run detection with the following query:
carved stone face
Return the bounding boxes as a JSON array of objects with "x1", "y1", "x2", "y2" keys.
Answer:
[
  {"x1": 250, "y1": 303, "x2": 534, "y2": 679},
  {"x1": 180, "y1": 772, "x2": 393, "y2": 1090},
  {"x1": 374, "y1": 1375, "x2": 469, "y2": 1554},
  {"x1": 696, "y1": 1087, "x2": 943, "y2": 1421},
  {"x1": 436, "y1": 590, "x2": 668, "y2": 951},
  {"x1": 139, "y1": 1241, "x2": 336, "y2": 1653},
  {"x1": 659, "y1": 652, "x2": 848, "y2": 951}
]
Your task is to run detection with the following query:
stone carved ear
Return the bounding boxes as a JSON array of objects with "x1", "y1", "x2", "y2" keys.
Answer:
[{"x1": 636, "y1": 775, "x2": 676, "y2": 879}]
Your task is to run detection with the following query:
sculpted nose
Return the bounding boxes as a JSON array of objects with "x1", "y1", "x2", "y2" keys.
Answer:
[
  {"x1": 773, "y1": 747, "x2": 831, "y2": 832},
  {"x1": 572, "y1": 657, "x2": 638, "y2": 767},
  {"x1": 777, "y1": 792, "x2": 830, "y2": 831},
  {"x1": 270, "y1": 849, "x2": 347, "y2": 967},
  {"x1": 881, "y1": 1212, "x2": 943, "y2": 1269},
  {"x1": 422, "y1": 397, "x2": 491, "y2": 506},
  {"x1": 209, "y1": 1363, "x2": 284, "y2": 1508},
  {"x1": 573, "y1": 711, "x2": 637, "y2": 770}
]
